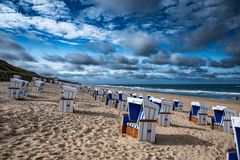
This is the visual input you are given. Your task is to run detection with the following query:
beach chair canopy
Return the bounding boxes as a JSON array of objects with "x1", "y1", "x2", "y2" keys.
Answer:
[
  {"x1": 35, "y1": 80, "x2": 44, "y2": 87},
  {"x1": 127, "y1": 97, "x2": 143, "y2": 122},
  {"x1": 224, "y1": 108, "x2": 237, "y2": 120},
  {"x1": 62, "y1": 85, "x2": 78, "y2": 99},
  {"x1": 142, "y1": 99, "x2": 159, "y2": 120},
  {"x1": 191, "y1": 102, "x2": 201, "y2": 116},
  {"x1": 10, "y1": 78, "x2": 25, "y2": 88},
  {"x1": 212, "y1": 106, "x2": 227, "y2": 124},
  {"x1": 13, "y1": 75, "x2": 21, "y2": 79},
  {"x1": 161, "y1": 100, "x2": 173, "y2": 113},
  {"x1": 231, "y1": 117, "x2": 240, "y2": 160}
]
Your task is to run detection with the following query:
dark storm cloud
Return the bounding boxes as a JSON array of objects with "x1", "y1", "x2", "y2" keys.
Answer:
[
  {"x1": 171, "y1": 54, "x2": 206, "y2": 67},
  {"x1": 145, "y1": 51, "x2": 170, "y2": 64},
  {"x1": 183, "y1": 24, "x2": 226, "y2": 51},
  {"x1": 121, "y1": 31, "x2": 160, "y2": 56},
  {"x1": 86, "y1": 41, "x2": 116, "y2": 54},
  {"x1": 145, "y1": 51, "x2": 206, "y2": 67},
  {"x1": 97, "y1": 0, "x2": 159, "y2": 14},
  {"x1": 63, "y1": 64, "x2": 84, "y2": 71},
  {"x1": 209, "y1": 58, "x2": 240, "y2": 68},
  {"x1": 65, "y1": 53, "x2": 105, "y2": 65},
  {"x1": 112, "y1": 54, "x2": 139, "y2": 65},
  {"x1": 43, "y1": 54, "x2": 65, "y2": 62},
  {"x1": 0, "y1": 33, "x2": 37, "y2": 62},
  {"x1": 111, "y1": 64, "x2": 139, "y2": 70}
]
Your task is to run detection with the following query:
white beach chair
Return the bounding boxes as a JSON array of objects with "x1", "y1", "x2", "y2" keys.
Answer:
[
  {"x1": 173, "y1": 99, "x2": 183, "y2": 112},
  {"x1": 119, "y1": 92, "x2": 129, "y2": 111},
  {"x1": 8, "y1": 78, "x2": 25, "y2": 99},
  {"x1": 212, "y1": 106, "x2": 237, "y2": 134},
  {"x1": 23, "y1": 81, "x2": 29, "y2": 97},
  {"x1": 108, "y1": 92, "x2": 118, "y2": 108},
  {"x1": 13, "y1": 75, "x2": 21, "y2": 79},
  {"x1": 53, "y1": 77, "x2": 59, "y2": 85},
  {"x1": 226, "y1": 117, "x2": 240, "y2": 160},
  {"x1": 122, "y1": 97, "x2": 159, "y2": 142},
  {"x1": 189, "y1": 102, "x2": 208, "y2": 125},
  {"x1": 158, "y1": 100, "x2": 173, "y2": 127},
  {"x1": 59, "y1": 85, "x2": 78, "y2": 113},
  {"x1": 33, "y1": 80, "x2": 44, "y2": 92}
]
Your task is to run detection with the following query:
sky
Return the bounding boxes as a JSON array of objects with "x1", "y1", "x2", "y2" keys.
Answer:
[{"x1": 0, "y1": 0, "x2": 239, "y2": 84}]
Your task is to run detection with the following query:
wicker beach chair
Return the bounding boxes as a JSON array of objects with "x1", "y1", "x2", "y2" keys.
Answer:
[
  {"x1": 211, "y1": 106, "x2": 237, "y2": 134},
  {"x1": 226, "y1": 117, "x2": 240, "y2": 160},
  {"x1": 33, "y1": 80, "x2": 44, "y2": 92},
  {"x1": 122, "y1": 97, "x2": 159, "y2": 142},
  {"x1": 59, "y1": 85, "x2": 78, "y2": 113},
  {"x1": 189, "y1": 102, "x2": 208, "y2": 125},
  {"x1": 8, "y1": 78, "x2": 26, "y2": 99},
  {"x1": 119, "y1": 92, "x2": 129, "y2": 111},
  {"x1": 156, "y1": 99, "x2": 172, "y2": 127},
  {"x1": 13, "y1": 75, "x2": 21, "y2": 79},
  {"x1": 172, "y1": 99, "x2": 183, "y2": 112}
]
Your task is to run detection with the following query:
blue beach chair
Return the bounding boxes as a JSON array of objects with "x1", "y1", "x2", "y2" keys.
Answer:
[
  {"x1": 189, "y1": 102, "x2": 208, "y2": 125},
  {"x1": 227, "y1": 117, "x2": 240, "y2": 160},
  {"x1": 122, "y1": 98, "x2": 159, "y2": 142}
]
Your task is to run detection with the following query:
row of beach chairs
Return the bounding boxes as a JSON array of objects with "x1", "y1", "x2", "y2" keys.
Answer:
[{"x1": 7, "y1": 80, "x2": 240, "y2": 159}]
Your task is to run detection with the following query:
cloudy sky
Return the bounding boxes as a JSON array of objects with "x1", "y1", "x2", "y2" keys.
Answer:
[{"x1": 0, "y1": 0, "x2": 239, "y2": 84}]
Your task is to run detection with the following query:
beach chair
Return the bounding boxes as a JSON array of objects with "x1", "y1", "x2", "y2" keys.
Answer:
[
  {"x1": 95, "y1": 88, "x2": 104, "y2": 102},
  {"x1": 109, "y1": 92, "x2": 118, "y2": 108},
  {"x1": 211, "y1": 106, "x2": 237, "y2": 134},
  {"x1": 158, "y1": 100, "x2": 173, "y2": 127},
  {"x1": 13, "y1": 75, "x2": 21, "y2": 79},
  {"x1": 122, "y1": 98, "x2": 159, "y2": 142},
  {"x1": 8, "y1": 78, "x2": 25, "y2": 99},
  {"x1": 226, "y1": 117, "x2": 240, "y2": 160},
  {"x1": 59, "y1": 85, "x2": 78, "y2": 113},
  {"x1": 33, "y1": 80, "x2": 44, "y2": 92},
  {"x1": 119, "y1": 92, "x2": 129, "y2": 111},
  {"x1": 189, "y1": 102, "x2": 208, "y2": 125},
  {"x1": 23, "y1": 81, "x2": 29, "y2": 97},
  {"x1": 172, "y1": 99, "x2": 183, "y2": 112},
  {"x1": 53, "y1": 77, "x2": 59, "y2": 85}
]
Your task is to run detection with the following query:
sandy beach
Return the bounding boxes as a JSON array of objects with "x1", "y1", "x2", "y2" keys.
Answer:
[{"x1": 0, "y1": 81, "x2": 238, "y2": 159}]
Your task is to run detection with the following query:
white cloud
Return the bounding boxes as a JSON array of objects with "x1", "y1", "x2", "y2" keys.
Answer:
[{"x1": 0, "y1": 3, "x2": 109, "y2": 41}]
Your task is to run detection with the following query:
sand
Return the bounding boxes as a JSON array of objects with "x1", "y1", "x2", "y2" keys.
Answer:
[{"x1": 0, "y1": 81, "x2": 238, "y2": 160}]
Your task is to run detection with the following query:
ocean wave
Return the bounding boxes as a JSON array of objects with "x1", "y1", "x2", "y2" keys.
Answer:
[{"x1": 99, "y1": 85, "x2": 240, "y2": 96}]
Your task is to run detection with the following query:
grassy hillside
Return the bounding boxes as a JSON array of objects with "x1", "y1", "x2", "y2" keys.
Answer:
[{"x1": 0, "y1": 59, "x2": 79, "y2": 84}]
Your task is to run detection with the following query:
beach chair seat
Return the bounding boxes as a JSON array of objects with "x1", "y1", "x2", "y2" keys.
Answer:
[
  {"x1": 189, "y1": 102, "x2": 208, "y2": 125},
  {"x1": 59, "y1": 85, "x2": 78, "y2": 113},
  {"x1": 212, "y1": 106, "x2": 237, "y2": 134},
  {"x1": 8, "y1": 78, "x2": 25, "y2": 99},
  {"x1": 122, "y1": 98, "x2": 159, "y2": 142},
  {"x1": 33, "y1": 80, "x2": 44, "y2": 92},
  {"x1": 226, "y1": 117, "x2": 240, "y2": 160}
]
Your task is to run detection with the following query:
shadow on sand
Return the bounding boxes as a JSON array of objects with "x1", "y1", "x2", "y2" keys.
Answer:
[
  {"x1": 74, "y1": 109, "x2": 118, "y2": 119},
  {"x1": 155, "y1": 134, "x2": 212, "y2": 146},
  {"x1": 170, "y1": 124, "x2": 207, "y2": 131}
]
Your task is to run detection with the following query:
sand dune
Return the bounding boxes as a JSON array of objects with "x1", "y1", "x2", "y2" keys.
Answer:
[{"x1": 0, "y1": 82, "x2": 236, "y2": 159}]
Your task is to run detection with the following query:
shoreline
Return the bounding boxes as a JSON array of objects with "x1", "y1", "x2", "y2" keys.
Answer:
[{"x1": 97, "y1": 85, "x2": 240, "y2": 114}]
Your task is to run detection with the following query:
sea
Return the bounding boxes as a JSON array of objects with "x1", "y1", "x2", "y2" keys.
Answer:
[{"x1": 99, "y1": 84, "x2": 240, "y2": 100}]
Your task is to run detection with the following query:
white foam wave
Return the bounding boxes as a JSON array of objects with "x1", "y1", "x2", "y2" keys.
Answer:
[{"x1": 99, "y1": 85, "x2": 240, "y2": 96}]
